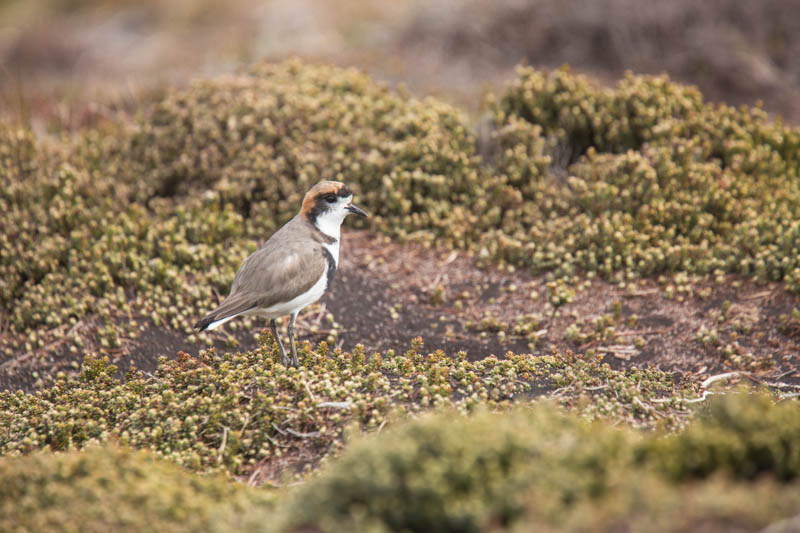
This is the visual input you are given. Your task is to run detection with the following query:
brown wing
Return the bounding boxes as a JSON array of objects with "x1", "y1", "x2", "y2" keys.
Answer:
[
  {"x1": 229, "y1": 239, "x2": 326, "y2": 305},
  {"x1": 195, "y1": 232, "x2": 326, "y2": 330}
]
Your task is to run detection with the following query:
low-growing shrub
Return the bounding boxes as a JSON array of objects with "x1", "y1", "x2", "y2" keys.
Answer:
[
  {"x1": 76, "y1": 60, "x2": 483, "y2": 240},
  {"x1": 0, "y1": 119, "x2": 249, "y2": 356},
  {"x1": 0, "y1": 445, "x2": 275, "y2": 533},
  {"x1": 1, "y1": 342, "x2": 797, "y2": 531},
  {"x1": 281, "y1": 406, "x2": 634, "y2": 533},
  {"x1": 4, "y1": 60, "x2": 800, "y2": 361},
  {"x1": 0, "y1": 338, "x2": 697, "y2": 478},
  {"x1": 513, "y1": 472, "x2": 800, "y2": 533},
  {"x1": 280, "y1": 393, "x2": 800, "y2": 532},
  {"x1": 488, "y1": 67, "x2": 800, "y2": 283},
  {"x1": 1, "y1": 60, "x2": 485, "y2": 359},
  {"x1": 642, "y1": 392, "x2": 800, "y2": 481},
  {"x1": 5, "y1": 394, "x2": 799, "y2": 533},
  {"x1": 0, "y1": 339, "x2": 540, "y2": 476}
]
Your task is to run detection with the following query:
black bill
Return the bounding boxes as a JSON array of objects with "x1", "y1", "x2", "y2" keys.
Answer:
[{"x1": 346, "y1": 203, "x2": 369, "y2": 217}]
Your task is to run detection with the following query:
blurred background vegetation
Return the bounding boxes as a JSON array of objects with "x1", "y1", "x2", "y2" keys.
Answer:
[{"x1": 1, "y1": 0, "x2": 799, "y2": 128}]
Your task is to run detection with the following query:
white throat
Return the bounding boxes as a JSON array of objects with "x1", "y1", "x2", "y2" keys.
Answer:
[{"x1": 314, "y1": 209, "x2": 345, "y2": 241}]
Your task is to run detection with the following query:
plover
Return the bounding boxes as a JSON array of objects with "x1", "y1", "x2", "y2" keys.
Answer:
[{"x1": 195, "y1": 181, "x2": 367, "y2": 366}]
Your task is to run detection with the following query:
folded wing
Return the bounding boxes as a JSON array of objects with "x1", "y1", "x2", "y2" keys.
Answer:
[{"x1": 194, "y1": 239, "x2": 326, "y2": 331}]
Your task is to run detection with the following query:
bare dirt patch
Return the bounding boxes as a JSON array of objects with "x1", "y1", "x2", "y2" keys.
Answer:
[
  {"x1": 2, "y1": 230, "x2": 799, "y2": 393},
  {"x1": 336, "y1": 232, "x2": 800, "y2": 380}
]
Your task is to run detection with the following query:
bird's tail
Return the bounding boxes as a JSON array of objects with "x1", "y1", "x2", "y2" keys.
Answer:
[
  {"x1": 194, "y1": 295, "x2": 256, "y2": 331},
  {"x1": 194, "y1": 313, "x2": 230, "y2": 332}
]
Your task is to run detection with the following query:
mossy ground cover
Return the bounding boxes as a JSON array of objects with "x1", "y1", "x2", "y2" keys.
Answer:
[
  {"x1": 3, "y1": 59, "x2": 800, "y2": 530},
  {"x1": 2, "y1": 388, "x2": 798, "y2": 532},
  {"x1": 0, "y1": 444, "x2": 276, "y2": 533},
  {"x1": 279, "y1": 394, "x2": 800, "y2": 533},
  {"x1": 3, "y1": 60, "x2": 800, "y2": 389},
  {"x1": 0, "y1": 337, "x2": 699, "y2": 479}
]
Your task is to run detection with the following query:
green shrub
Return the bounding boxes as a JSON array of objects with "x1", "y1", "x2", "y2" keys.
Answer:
[
  {"x1": 0, "y1": 339, "x2": 541, "y2": 476},
  {"x1": 0, "y1": 445, "x2": 275, "y2": 533},
  {"x1": 643, "y1": 392, "x2": 800, "y2": 481},
  {"x1": 281, "y1": 394, "x2": 800, "y2": 532},
  {"x1": 5, "y1": 60, "x2": 800, "y2": 360},
  {"x1": 495, "y1": 68, "x2": 705, "y2": 158},
  {"x1": 514, "y1": 472, "x2": 800, "y2": 533},
  {"x1": 3, "y1": 391, "x2": 798, "y2": 533},
  {"x1": 76, "y1": 60, "x2": 483, "y2": 240},
  {"x1": 1, "y1": 60, "x2": 486, "y2": 359},
  {"x1": 0, "y1": 119, "x2": 250, "y2": 358},
  {"x1": 488, "y1": 67, "x2": 800, "y2": 283},
  {"x1": 281, "y1": 406, "x2": 634, "y2": 533},
  {"x1": 1, "y1": 337, "x2": 698, "y2": 478}
]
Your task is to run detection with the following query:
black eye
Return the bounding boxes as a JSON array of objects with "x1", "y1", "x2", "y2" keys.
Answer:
[{"x1": 325, "y1": 194, "x2": 336, "y2": 204}]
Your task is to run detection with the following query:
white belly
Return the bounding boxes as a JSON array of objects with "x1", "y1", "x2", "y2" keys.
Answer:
[{"x1": 247, "y1": 271, "x2": 328, "y2": 320}]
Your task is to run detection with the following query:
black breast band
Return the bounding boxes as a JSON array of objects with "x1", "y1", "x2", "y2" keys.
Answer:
[{"x1": 321, "y1": 248, "x2": 337, "y2": 289}]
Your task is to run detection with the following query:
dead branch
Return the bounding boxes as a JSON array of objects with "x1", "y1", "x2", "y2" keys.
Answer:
[
  {"x1": 701, "y1": 371, "x2": 743, "y2": 389},
  {"x1": 217, "y1": 426, "x2": 229, "y2": 464},
  {"x1": 285, "y1": 428, "x2": 320, "y2": 439},
  {"x1": 683, "y1": 390, "x2": 715, "y2": 404},
  {"x1": 303, "y1": 381, "x2": 316, "y2": 402},
  {"x1": 317, "y1": 401, "x2": 353, "y2": 409}
]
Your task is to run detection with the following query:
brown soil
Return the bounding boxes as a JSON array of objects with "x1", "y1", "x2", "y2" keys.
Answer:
[{"x1": 2, "y1": 230, "x2": 799, "y2": 393}]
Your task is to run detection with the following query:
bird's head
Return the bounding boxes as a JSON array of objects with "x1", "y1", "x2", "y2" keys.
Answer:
[{"x1": 301, "y1": 181, "x2": 368, "y2": 236}]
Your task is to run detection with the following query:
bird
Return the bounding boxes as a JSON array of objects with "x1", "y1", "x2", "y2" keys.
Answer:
[{"x1": 194, "y1": 181, "x2": 368, "y2": 366}]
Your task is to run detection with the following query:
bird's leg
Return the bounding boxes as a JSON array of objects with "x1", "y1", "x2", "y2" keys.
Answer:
[
  {"x1": 288, "y1": 311, "x2": 299, "y2": 367},
  {"x1": 270, "y1": 319, "x2": 288, "y2": 366}
]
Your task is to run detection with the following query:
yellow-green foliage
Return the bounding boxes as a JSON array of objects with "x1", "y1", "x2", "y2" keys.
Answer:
[
  {"x1": 489, "y1": 67, "x2": 800, "y2": 280},
  {"x1": 76, "y1": 60, "x2": 482, "y2": 239},
  {"x1": 4, "y1": 60, "x2": 800, "y2": 357},
  {"x1": 643, "y1": 392, "x2": 800, "y2": 481},
  {"x1": 0, "y1": 339, "x2": 539, "y2": 475},
  {"x1": 0, "y1": 445, "x2": 275, "y2": 533},
  {"x1": 282, "y1": 407, "x2": 634, "y2": 533},
  {"x1": 4, "y1": 394, "x2": 798, "y2": 533},
  {"x1": 0, "y1": 120, "x2": 248, "y2": 355},
  {"x1": 281, "y1": 394, "x2": 800, "y2": 533},
  {"x1": 0, "y1": 61, "x2": 483, "y2": 357},
  {"x1": 514, "y1": 473, "x2": 800, "y2": 533},
  {"x1": 0, "y1": 338, "x2": 695, "y2": 476}
]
